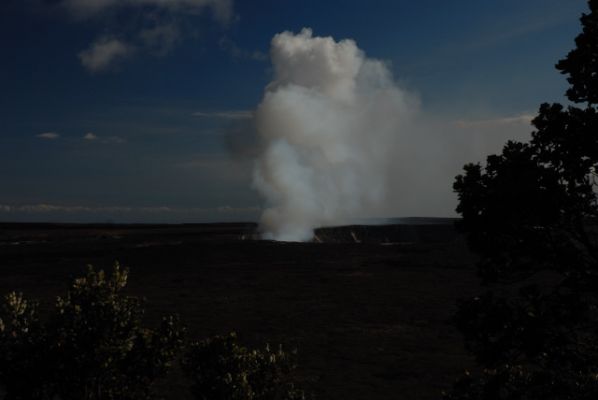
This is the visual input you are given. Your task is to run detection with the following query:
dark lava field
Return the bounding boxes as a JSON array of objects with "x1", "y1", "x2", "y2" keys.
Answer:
[{"x1": 0, "y1": 222, "x2": 479, "y2": 400}]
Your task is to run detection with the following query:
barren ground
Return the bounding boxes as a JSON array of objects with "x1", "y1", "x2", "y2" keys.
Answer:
[{"x1": 0, "y1": 222, "x2": 479, "y2": 400}]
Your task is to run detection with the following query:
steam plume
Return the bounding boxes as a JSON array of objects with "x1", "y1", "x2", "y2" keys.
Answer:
[{"x1": 253, "y1": 28, "x2": 419, "y2": 241}]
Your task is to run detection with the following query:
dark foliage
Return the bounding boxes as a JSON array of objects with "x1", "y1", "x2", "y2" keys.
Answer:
[
  {"x1": 447, "y1": 1, "x2": 598, "y2": 399},
  {"x1": 181, "y1": 332, "x2": 306, "y2": 400},
  {"x1": 0, "y1": 263, "x2": 185, "y2": 400},
  {"x1": 0, "y1": 292, "x2": 49, "y2": 399},
  {"x1": 556, "y1": 0, "x2": 598, "y2": 105}
]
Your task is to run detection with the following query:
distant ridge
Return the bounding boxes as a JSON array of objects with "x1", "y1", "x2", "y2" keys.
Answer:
[{"x1": 387, "y1": 217, "x2": 459, "y2": 225}]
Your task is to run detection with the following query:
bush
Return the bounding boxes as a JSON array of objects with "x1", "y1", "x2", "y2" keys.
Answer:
[
  {"x1": 0, "y1": 263, "x2": 185, "y2": 400},
  {"x1": 181, "y1": 332, "x2": 306, "y2": 400},
  {"x1": 0, "y1": 292, "x2": 49, "y2": 399}
]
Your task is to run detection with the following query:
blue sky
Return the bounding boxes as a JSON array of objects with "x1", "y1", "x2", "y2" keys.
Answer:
[{"x1": 0, "y1": 0, "x2": 590, "y2": 223}]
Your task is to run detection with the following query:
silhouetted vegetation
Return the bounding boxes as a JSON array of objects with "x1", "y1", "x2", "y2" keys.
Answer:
[
  {"x1": 447, "y1": 1, "x2": 598, "y2": 399},
  {"x1": 182, "y1": 332, "x2": 306, "y2": 400},
  {"x1": 0, "y1": 263, "x2": 308, "y2": 400},
  {"x1": 0, "y1": 263, "x2": 185, "y2": 400}
]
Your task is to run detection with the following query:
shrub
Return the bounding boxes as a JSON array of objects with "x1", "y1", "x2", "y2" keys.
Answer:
[
  {"x1": 181, "y1": 332, "x2": 306, "y2": 400},
  {"x1": 0, "y1": 264, "x2": 309, "y2": 399},
  {"x1": 0, "y1": 263, "x2": 185, "y2": 400},
  {"x1": 0, "y1": 292, "x2": 49, "y2": 399}
]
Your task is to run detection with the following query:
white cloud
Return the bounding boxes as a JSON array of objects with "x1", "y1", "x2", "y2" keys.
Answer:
[
  {"x1": 79, "y1": 37, "x2": 133, "y2": 73},
  {"x1": 192, "y1": 110, "x2": 253, "y2": 120},
  {"x1": 36, "y1": 132, "x2": 60, "y2": 140},
  {"x1": 83, "y1": 132, "x2": 97, "y2": 140}
]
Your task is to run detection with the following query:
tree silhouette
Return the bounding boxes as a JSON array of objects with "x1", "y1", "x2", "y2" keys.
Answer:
[
  {"x1": 556, "y1": 0, "x2": 598, "y2": 105},
  {"x1": 447, "y1": 1, "x2": 598, "y2": 399}
]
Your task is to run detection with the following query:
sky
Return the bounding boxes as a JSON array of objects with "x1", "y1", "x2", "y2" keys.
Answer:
[{"x1": 0, "y1": 0, "x2": 591, "y2": 223}]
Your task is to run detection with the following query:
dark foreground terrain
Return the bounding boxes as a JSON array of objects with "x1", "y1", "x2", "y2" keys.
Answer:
[{"x1": 0, "y1": 222, "x2": 478, "y2": 400}]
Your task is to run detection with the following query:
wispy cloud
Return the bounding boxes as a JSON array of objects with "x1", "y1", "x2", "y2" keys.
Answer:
[
  {"x1": 139, "y1": 24, "x2": 181, "y2": 56},
  {"x1": 60, "y1": 0, "x2": 234, "y2": 24},
  {"x1": 79, "y1": 37, "x2": 133, "y2": 73},
  {"x1": 400, "y1": 8, "x2": 574, "y2": 76},
  {"x1": 83, "y1": 132, "x2": 126, "y2": 144},
  {"x1": 96, "y1": 136, "x2": 126, "y2": 144},
  {"x1": 192, "y1": 110, "x2": 253, "y2": 120},
  {"x1": 103, "y1": 136, "x2": 126, "y2": 144},
  {"x1": 36, "y1": 132, "x2": 60, "y2": 140},
  {"x1": 462, "y1": 18, "x2": 568, "y2": 55},
  {"x1": 454, "y1": 114, "x2": 534, "y2": 129},
  {"x1": 219, "y1": 37, "x2": 267, "y2": 61},
  {"x1": 50, "y1": 0, "x2": 235, "y2": 72}
]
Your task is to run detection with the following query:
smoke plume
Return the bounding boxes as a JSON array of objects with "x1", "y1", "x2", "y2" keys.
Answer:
[{"x1": 253, "y1": 28, "x2": 419, "y2": 241}]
